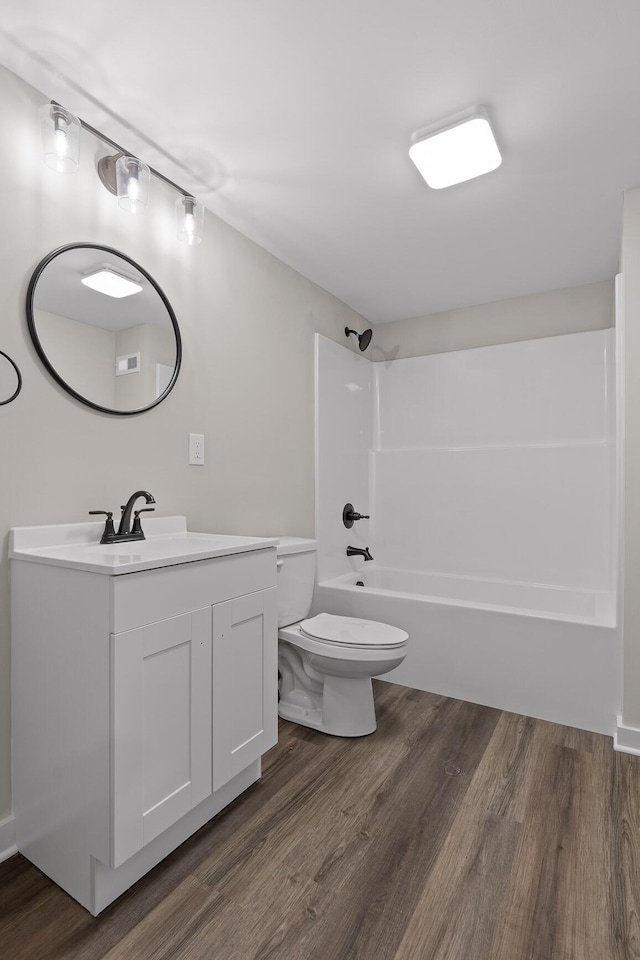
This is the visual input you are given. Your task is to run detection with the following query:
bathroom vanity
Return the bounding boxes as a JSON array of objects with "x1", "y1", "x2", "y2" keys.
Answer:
[{"x1": 10, "y1": 517, "x2": 278, "y2": 914}]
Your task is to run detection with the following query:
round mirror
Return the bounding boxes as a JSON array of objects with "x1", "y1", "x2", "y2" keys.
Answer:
[
  {"x1": 0, "y1": 351, "x2": 22, "y2": 406},
  {"x1": 27, "y1": 243, "x2": 181, "y2": 415}
]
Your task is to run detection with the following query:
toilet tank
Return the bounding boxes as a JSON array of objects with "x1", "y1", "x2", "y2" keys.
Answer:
[{"x1": 276, "y1": 537, "x2": 317, "y2": 627}]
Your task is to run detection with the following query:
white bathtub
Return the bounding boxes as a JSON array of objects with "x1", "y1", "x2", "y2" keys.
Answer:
[{"x1": 312, "y1": 569, "x2": 620, "y2": 735}]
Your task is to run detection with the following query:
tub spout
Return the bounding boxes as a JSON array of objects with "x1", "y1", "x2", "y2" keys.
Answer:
[{"x1": 346, "y1": 545, "x2": 373, "y2": 561}]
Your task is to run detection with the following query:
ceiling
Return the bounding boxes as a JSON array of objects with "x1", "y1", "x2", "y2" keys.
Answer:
[{"x1": 1, "y1": 0, "x2": 640, "y2": 324}]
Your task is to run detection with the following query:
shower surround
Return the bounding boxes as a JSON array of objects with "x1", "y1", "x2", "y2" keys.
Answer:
[{"x1": 313, "y1": 331, "x2": 620, "y2": 734}]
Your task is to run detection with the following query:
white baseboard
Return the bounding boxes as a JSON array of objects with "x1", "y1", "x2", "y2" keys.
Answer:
[
  {"x1": 0, "y1": 815, "x2": 17, "y2": 863},
  {"x1": 614, "y1": 715, "x2": 640, "y2": 755}
]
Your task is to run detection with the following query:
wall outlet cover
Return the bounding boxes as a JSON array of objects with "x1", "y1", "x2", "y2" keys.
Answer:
[{"x1": 189, "y1": 433, "x2": 205, "y2": 465}]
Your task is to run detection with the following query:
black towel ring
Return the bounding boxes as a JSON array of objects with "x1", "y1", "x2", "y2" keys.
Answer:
[{"x1": 0, "y1": 350, "x2": 22, "y2": 406}]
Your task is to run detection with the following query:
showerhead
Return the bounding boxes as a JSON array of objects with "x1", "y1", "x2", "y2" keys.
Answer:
[{"x1": 345, "y1": 326, "x2": 373, "y2": 352}]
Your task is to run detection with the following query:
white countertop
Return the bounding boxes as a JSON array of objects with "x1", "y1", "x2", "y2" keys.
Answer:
[{"x1": 9, "y1": 516, "x2": 278, "y2": 575}]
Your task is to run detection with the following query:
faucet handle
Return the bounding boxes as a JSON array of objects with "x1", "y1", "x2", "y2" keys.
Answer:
[
  {"x1": 89, "y1": 510, "x2": 116, "y2": 542},
  {"x1": 132, "y1": 507, "x2": 155, "y2": 536},
  {"x1": 343, "y1": 503, "x2": 371, "y2": 528}
]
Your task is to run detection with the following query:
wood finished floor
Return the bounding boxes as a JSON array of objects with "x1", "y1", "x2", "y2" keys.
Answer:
[{"x1": 2, "y1": 681, "x2": 640, "y2": 960}]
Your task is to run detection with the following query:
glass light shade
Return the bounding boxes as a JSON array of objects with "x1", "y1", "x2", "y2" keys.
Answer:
[
  {"x1": 176, "y1": 195, "x2": 204, "y2": 245},
  {"x1": 409, "y1": 115, "x2": 502, "y2": 189},
  {"x1": 40, "y1": 103, "x2": 80, "y2": 174},
  {"x1": 115, "y1": 155, "x2": 150, "y2": 214}
]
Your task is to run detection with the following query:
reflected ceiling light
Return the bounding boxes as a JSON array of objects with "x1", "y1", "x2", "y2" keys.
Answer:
[
  {"x1": 40, "y1": 103, "x2": 80, "y2": 174},
  {"x1": 409, "y1": 106, "x2": 501, "y2": 189},
  {"x1": 176, "y1": 195, "x2": 204, "y2": 245},
  {"x1": 81, "y1": 266, "x2": 143, "y2": 298}
]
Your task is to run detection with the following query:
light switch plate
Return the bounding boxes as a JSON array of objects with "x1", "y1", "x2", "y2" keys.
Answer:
[{"x1": 188, "y1": 433, "x2": 205, "y2": 465}]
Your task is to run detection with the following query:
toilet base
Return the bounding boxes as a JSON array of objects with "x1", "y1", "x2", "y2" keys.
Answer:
[
  {"x1": 278, "y1": 674, "x2": 377, "y2": 737},
  {"x1": 278, "y1": 640, "x2": 377, "y2": 737}
]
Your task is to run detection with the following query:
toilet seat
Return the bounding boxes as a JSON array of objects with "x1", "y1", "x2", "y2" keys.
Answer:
[{"x1": 299, "y1": 613, "x2": 408, "y2": 649}]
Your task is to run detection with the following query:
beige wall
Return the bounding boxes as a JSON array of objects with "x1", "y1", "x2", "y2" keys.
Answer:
[
  {"x1": 0, "y1": 66, "x2": 366, "y2": 819},
  {"x1": 620, "y1": 188, "x2": 640, "y2": 727},
  {"x1": 370, "y1": 280, "x2": 614, "y2": 361}
]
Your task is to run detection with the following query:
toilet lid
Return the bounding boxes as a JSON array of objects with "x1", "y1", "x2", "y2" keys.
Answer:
[{"x1": 299, "y1": 613, "x2": 408, "y2": 648}]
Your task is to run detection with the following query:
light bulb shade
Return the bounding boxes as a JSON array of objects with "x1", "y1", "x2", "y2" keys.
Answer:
[
  {"x1": 176, "y1": 195, "x2": 204, "y2": 245},
  {"x1": 116, "y1": 155, "x2": 150, "y2": 214},
  {"x1": 40, "y1": 103, "x2": 80, "y2": 174}
]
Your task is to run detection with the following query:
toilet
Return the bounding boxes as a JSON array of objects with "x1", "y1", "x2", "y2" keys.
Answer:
[{"x1": 276, "y1": 537, "x2": 408, "y2": 736}]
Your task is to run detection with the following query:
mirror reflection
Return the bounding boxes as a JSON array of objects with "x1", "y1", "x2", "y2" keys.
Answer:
[{"x1": 27, "y1": 244, "x2": 181, "y2": 415}]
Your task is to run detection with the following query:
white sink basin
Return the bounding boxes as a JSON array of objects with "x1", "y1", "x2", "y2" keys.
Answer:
[{"x1": 9, "y1": 517, "x2": 278, "y2": 575}]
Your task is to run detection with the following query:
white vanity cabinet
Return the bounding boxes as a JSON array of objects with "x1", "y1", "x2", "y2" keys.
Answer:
[
  {"x1": 111, "y1": 607, "x2": 214, "y2": 867},
  {"x1": 11, "y1": 518, "x2": 278, "y2": 914}
]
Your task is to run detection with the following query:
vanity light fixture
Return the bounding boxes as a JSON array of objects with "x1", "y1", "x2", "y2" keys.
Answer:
[
  {"x1": 40, "y1": 103, "x2": 81, "y2": 174},
  {"x1": 81, "y1": 266, "x2": 143, "y2": 298},
  {"x1": 409, "y1": 106, "x2": 502, "y2": 189},
  {"x1": 115, "y1": 155, "x2": 150, "y2": 214},
  {"x1": 97, "y1": 153, "x2": 150, "y2": 214},
  {"x1": 176, "y1": 195, "x2": 204, "y2": 245},
  {"x1": 41, "y1": 100, "x2": 205, "y2": 242}
]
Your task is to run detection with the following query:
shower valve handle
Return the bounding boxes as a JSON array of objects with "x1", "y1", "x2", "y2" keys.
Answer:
[{"x1": 343, "y1": 503, "x2": 370, "y2": 529}]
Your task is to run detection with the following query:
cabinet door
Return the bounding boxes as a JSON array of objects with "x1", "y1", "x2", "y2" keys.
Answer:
[
  {"x1": 111, "y1": 607, "x2": 212, "y2": 867},
  {"x1": 211, "y1": 587, "x2": 278, "y2": 792}
]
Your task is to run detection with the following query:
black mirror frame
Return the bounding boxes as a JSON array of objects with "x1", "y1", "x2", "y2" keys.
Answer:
[
  {"x1": 0, "y1": 350, "x2": 22, "y2": 406},
  {"x1": 26, "y1": 242, "x2": 182, "y2": 416}
]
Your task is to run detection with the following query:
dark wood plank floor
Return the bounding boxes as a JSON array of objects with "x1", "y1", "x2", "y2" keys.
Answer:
[{"x1": 2, "y1": 681, "x2": 640, "y2": 959}]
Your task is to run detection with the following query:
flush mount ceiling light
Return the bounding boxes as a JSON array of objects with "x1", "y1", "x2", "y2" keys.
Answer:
[
  {"x1": 81, "y1": 266, "x2": 143, "y2": 298},
  {"x1": 409, "y1": 106, "x2": 502, "y2": 189}
]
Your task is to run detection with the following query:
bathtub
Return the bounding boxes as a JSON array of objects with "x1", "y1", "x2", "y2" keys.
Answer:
[{"x1": 312, "y1": 569, "x2": 620, "y2": 735}]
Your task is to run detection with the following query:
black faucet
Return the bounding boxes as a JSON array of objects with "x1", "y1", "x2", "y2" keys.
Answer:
[
  {"x1": 89, "y1": 490, "x2": 156, "y2": 544},
  {"x1": 346, "y1": 545, "x2": 374, "y2": 561},
  {"x1": 117, "y1": 490, "x2": 156, "y2": 537}
]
